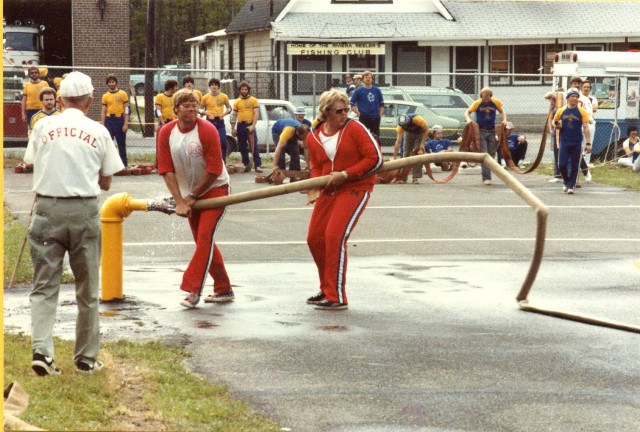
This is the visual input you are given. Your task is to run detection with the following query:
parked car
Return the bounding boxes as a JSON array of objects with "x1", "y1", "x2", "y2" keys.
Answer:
[
  {"x1": 380, "y1": 86, "x2": 474, "y2": 125},
  {"x1": 130, "y1": 65, "x2": 191, "y2": 96},
  {"x1": 224, "y1": 99, "x2": 297, "y2": 154},
  {"x1": 378, "y1": 100, "x2": 461, "y2": 153}
]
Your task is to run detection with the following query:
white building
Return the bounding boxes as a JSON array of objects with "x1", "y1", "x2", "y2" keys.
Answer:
[{"x1": 188, "y1": 0, "x2": 640, "y2": 113}]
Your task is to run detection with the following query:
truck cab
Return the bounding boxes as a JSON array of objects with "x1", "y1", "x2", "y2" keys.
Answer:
[
  {"x1": 3, "y1": 18, "x2": 45, "y2": 67},
  {"x1": 552, "y1": 50, "x2": 640, "y2": 160}
]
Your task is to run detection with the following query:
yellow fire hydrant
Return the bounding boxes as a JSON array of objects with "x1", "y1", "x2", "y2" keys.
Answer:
[{"x1": 100, "y1": 192, "x2": 149, "y2": 301}]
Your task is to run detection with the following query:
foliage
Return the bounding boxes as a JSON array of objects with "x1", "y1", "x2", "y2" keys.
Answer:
[
  {"x1": 4, "y1": 334, "x2": 280, "y2": 431},
  {"x1": 130, "y1": 0, "x2": 248, "y2": 67}
]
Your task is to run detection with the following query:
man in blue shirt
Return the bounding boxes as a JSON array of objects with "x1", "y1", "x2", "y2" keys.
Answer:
[
  {"x1": 425, "y1": 125, "x2": 454, "y2": 171},
  {"x1": 349, "y1": 70, "x2": 384, "y2": 139}
]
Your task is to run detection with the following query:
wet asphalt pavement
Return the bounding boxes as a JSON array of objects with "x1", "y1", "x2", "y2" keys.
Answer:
[{"x1": 3, "y1": 156, "x2": 640, "y2": 431}]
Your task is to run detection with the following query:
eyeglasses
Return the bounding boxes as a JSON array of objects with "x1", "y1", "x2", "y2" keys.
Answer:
[
  {"x1": 332, "y1": 108, "x2": 349, "y2": 114},
  {"x1": 179, "y1": 104, "x2": 198, "y2": 110}
]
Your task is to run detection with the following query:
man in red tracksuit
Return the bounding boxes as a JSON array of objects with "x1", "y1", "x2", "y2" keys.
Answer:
[
  {"x1": 157, "y1": 89, "x2": 234, "y2": 308},
  {"x1": 305, "y1": 89, "x2": 383, "y2": 310}
]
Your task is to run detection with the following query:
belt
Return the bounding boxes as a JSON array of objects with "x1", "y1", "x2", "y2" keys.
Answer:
[
  {"x1": 479, "y1": 126, "x2": 495, "y2": 131},
  {"x1": 108, "y1": 114, "x2": 122, "y2": 118},
  {"x1": 37, "y1": 194, "x2": 97, "y2": 200}
]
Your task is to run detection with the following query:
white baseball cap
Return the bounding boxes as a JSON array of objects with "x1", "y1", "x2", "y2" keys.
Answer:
[
  {"x1": 294, "y1": 106, "x2": 306, "y2": 115},
  {"x1": 432, "y1": 124, "x2": 443, "y2": 131},
  {"x1": 60, "y1": 71, "x2": 94, "y2": 97},
  {"x1": 505, "y1": 122, "x2": 514, "y2": 129}
]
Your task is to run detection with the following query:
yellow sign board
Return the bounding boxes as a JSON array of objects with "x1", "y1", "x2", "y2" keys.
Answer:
[{"x1": 287, "y1": 43, "x2": 385, "y2": 56}]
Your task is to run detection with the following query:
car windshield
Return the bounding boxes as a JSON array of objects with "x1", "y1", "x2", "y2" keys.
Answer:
[
  {"x1": 266, "y1": 105, "x2": 292, "y2": 121},
  {"x1": 3, "y1": 32, "x2": 38, "y2": 51},
  {"x1": 411, "y1": 94, "x2": 469, "y2": 109}
]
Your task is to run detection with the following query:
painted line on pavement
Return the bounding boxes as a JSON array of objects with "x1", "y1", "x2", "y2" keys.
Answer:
[{"x1": 124, "y1": 238, "x2": 640, "y2": 246}]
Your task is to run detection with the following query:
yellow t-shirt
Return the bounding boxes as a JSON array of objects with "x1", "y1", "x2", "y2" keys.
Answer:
[
  {"x1": 102, "y1": 89, "x2": 129, "y2": 117},
  {"x1": 155, "y1": 92, "x2": 175, "y2": 121},
  {"x1": 279, "y1": 126, "x2": 297, "y2": 143},
  {"x1": 193, "y1": 89, "x2": 203, "y2": 103},
  {"x1": 29, "y1": 109, "x2": 61, "y2": 130},
  {"x1": 233, "y1": 96, "x2": 259, "y2": 123},
  {"x1": 202, "y1": 92, "x2": 230, "y2": 119},
  {"x1": 395, "y1": 115, "x2": 428, "y2": 135},
  {"x1": 23, "y1": 80, "x2": 50, "y2": 110}
]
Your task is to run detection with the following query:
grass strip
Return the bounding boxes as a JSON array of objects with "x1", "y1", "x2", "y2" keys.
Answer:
[{"x1": 4, "y1": 333, "x2": 280, "y2": 431}]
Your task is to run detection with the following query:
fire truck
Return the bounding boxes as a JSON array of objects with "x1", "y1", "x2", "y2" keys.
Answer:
[
  {"x1": 3, "y1": 18, "x2": 46, "y2": 145},
  {"x1": 552, "y1": 50, "x2": 640, "y2": 160}
]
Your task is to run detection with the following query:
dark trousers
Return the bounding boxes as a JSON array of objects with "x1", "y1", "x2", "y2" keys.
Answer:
[
  {"x1": 358, "y1": 115, "x2": 381, "y2": 139},
  {"x1": 208, "y1": 118, "x2": 228, "y2": 161},
  {"x1": 272, "y1": 133, "x2": 301, "y2": 179},
  {"x1": 105, "y1": 115, "x2": 128, "y2": 166},
  {"x1": 237, "y1": 122, "x2": 261, "y2": 168}
]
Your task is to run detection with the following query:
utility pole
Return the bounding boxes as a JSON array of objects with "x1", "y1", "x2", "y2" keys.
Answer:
[{"x1": 144, "y1": 0, "x2": 156, "y2": 138}]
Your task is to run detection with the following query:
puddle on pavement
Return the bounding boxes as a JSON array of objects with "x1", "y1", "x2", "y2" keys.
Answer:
[
  {"x1": 100, "y1": 311, "x2": 121, "y2": 317},
  {"x1": 194, "y1": 320, "x2": 218, "y2": 329},
  {"x1": 318, "y1": 325, "x2": 348, "y2": 332}
]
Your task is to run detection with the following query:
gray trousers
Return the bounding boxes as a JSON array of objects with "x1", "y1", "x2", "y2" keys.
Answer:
[
  {"x1": 403, "y1": 132, "x2": 425, "y2": 179},
  {"x1": 28, "y1": 196, "x2": 101, "y2": 366},
  {"x1": 480, "y1": 129, "x2": 498, "y2": 180}
]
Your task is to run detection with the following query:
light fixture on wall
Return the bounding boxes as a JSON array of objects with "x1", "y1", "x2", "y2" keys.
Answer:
[{"x1": 97, "y1": 0, "x2": 107, "y2": 20}]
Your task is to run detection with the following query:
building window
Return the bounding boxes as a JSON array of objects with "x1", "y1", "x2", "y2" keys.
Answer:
[
  {"x1": 293, "y1": 55, "x2": 331, "y2": 95},
  {"x1": 513, "y1": 44, "x2": 541, "y2": 83},
  {"x1": 490, "y1": 46, "x2": 510, "y2": 85},
  {"x1": 543, "y1": 44, "x2": 562, "y2": 83}
]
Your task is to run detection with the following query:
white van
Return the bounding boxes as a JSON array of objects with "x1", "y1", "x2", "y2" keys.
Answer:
[{"x1": 552, "y1": 50, "x2": 640, "y2": 159}]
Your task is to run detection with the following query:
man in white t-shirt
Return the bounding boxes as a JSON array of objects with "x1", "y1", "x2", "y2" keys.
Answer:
[
  {"x1": 580, "y1": 79, "x2": 598, "y2": 165},
  {"x1": 24, "y1": 71, "x2": 124, "y2": 376},
  {"x1": 157, "y1": 89, "x2": 233, "y2": 309}
]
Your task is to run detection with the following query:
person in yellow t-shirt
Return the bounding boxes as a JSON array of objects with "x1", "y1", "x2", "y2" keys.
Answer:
[
  {"x1": 231, "y1": 80, "x2": 262, "y2": 172},
  {"x1": 101, "y1": 74, "x2": 130, "y2": 166},
  {"x1": 155, "y1": 79, "x2": 179, "y2": 127},
  {"x1": 201, "y1": 78, "x2": 231, "y2": 160},
  {"x1": 182, "y1": 76, "x2": 203, "y2": 104},
  {"x1": 29, "y1": 88, "x2": 61, "y2": 131},
  {"x1": 22, "y1": 66, "x2": 50, "y2": 128}
]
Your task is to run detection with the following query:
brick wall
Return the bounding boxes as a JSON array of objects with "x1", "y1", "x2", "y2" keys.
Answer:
[{"x1": 72, "y1": 0, "x2": 130, "y2": 119}]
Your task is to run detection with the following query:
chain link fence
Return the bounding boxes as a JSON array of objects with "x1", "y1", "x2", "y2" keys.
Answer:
[{"x1": 5, "y1": 66, "x2": 638, "y2": 161}]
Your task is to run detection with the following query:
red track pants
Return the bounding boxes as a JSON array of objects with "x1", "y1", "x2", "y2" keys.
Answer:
[
  {"x1": 181, "y1": 185, "x2": 232, "y2": 296},
  {"x1": 307, "y1": 188, "x2": 371, "y2": 304}
]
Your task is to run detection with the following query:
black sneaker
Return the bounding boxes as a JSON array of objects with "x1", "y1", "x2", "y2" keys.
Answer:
[
  {"x1": 76, "y1": 360, "x2": 104, "y2": 373},
  {"x1": 306, "y1": 291, "x2": 325, "y2": 304},
  {"x1": 314, "y1": 300, "x2": 348, "y2": 310},
  {"x1": 32, "y1": 353, "x2": 61, "y2": 376}
]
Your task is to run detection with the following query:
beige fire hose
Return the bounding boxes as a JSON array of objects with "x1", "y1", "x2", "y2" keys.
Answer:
[{"x1": 192, "y1": 151, "x2": 639, "y2": 334}]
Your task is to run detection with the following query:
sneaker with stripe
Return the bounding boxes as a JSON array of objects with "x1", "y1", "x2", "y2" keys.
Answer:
[{"x1": 32, "y1": 353, "x2": 61, "y2": 376}]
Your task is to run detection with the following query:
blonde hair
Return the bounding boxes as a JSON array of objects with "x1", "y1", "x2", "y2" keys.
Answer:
[
  {"x1": 172, "y1": 89, "x2": 198, "y2": 113},
  {"x1": 317, "y1": 89, "x2": 349, "y2": 122},
  {"x1": 479, "y1": 87, "x2": 492, "y2": 98}
]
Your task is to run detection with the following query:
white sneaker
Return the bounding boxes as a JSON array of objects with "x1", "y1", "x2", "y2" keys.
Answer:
[
  {"x1": 549, "y1": 178, "x2": 562, "y2": 183},
  {"x1": 180, "y1": 292, "x2": 201, "y2": 309},
  {"x1": 483, "y1": 179, "x2": 492, "y2": 186},
  {"x1": 585, "y1": 172, "x2": 592, "y2": 182},
  {"x1": 563, "y1": 186, "x2": 568, "y2": 193},
  {"x1": 567, "y1": 189, "x2": 575, "y2": 195}
]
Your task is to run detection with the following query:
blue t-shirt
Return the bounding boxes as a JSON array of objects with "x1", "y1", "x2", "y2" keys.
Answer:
[
  {"x1": 556, "y1": 106, "x2": 588, "y2": 145},
  {"x1": 271, "y1": 118, "x2": 301, "y2": 137},
  {"x1": 350, "y1": 85, "x2": 384, "y2": 118},
  {"x1": 507, "y1": 134, "x2": 519, "y2": 151},
  {"x1": 425, "y1": 138, "x2": 452, "y2": 153}
]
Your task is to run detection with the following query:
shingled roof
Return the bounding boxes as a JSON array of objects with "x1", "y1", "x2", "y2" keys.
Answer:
[
  {"x1": 271, "y1": 0, "x2": 640, "y2": 43},
  {"x1": 226, "y1": 0, "x2": 290, "y2": 34}
]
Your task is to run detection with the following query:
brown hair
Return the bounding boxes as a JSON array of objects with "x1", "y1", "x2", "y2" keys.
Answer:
[
  {"x1": 39, "y1": 87, "x2": 57, "y2": 101},
  {"x1": 105, "y1": 74, "x2": 118, "y2": 85},
  {"x1": 172, "y1": 88, "x2": 198, "y2": 113}
]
